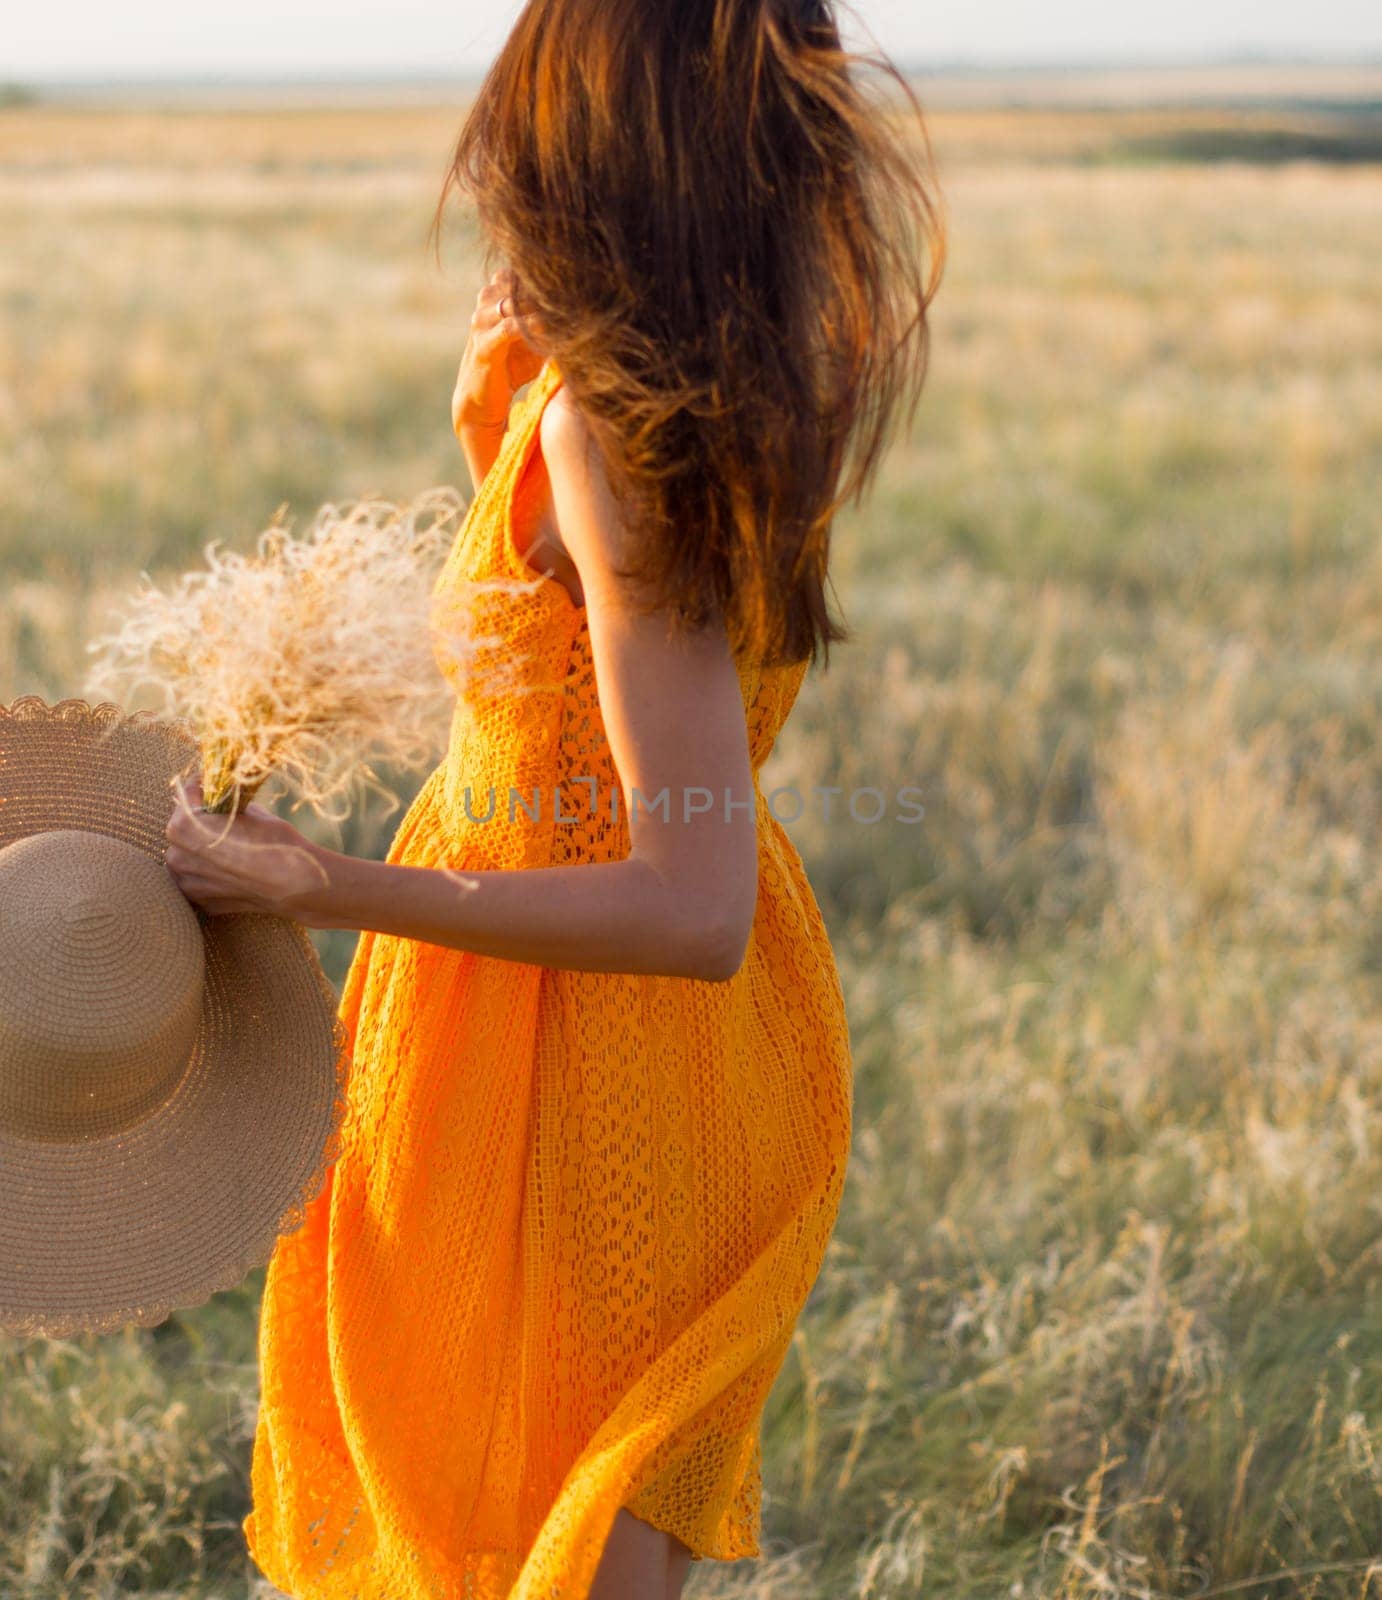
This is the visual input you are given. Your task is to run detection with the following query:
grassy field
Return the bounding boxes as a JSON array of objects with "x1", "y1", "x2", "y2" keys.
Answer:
[{"x1": 1, "y1": 67, "x2": 1380, "y2": 1598}]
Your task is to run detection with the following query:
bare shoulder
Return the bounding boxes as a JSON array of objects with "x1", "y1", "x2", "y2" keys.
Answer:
[
  {"x1": 539, "y1": 385, "x2": 607, "y2": 509},
  {"x1": 539, "y1": 382, "x2": 593, "y2": 461},
  {"x1": 539, "y1": 383, "x2": 643, "y2": 588}
]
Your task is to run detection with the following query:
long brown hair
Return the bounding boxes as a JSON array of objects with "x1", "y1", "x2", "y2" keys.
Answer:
[{"x1": 430, "y1": 0, "x2": 945, "y2": 667}]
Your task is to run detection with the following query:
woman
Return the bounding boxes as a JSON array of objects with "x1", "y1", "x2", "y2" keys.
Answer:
[{"x1": 166, "y1": 0, "x2": 942, "y2": 1595}]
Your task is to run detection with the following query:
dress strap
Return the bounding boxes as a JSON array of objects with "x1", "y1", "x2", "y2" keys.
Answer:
[{"x1": 500, "y1": 361, "x2": 579, "y2": 612}]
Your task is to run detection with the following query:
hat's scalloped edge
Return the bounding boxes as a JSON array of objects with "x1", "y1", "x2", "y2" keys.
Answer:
[
  {"x1": 0, "y1": 920, "x2": 355, "y2": 1342},
  {"x1": 0, "y1": 692, "x2": 199, "y2": 751}
]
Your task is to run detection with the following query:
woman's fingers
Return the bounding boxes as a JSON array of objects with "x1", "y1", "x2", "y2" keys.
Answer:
[
  {"x1": 181, "y1": 887, "x2": 264, "y2": 915},
  {"x1": 166, "y1": 848, "x2": 230, "y2": 886},
  {"x1": 482, "y1": 264, "x2": 518, "y2": 299},
  {"x1": 454, "y1": 267, "x2": 547, "y2": 438},
  {"x1": 478, "y1": 266, "x2": 544, "y2": 337},
  {"x1": 167, "y1": 852, "x2": 260, "y2": 908},
  {"x1": 166, "y1": 825, "x2": 250, "y2": 873},
  {"x1": 479, "y1": 293, "x2": 532, "y2": 338},
  {"x1": 167, "y1": 806, "x2": 232, "y2": 853},
  {"x1": 476, "y1": 268, "x2": 522, "y2": 322},
  {"x1": 168, "y1": 773, "x2": 198, "y2": 821},
  {"x1": 475, "y1": 301, "x2": 546, "y2": 373}
]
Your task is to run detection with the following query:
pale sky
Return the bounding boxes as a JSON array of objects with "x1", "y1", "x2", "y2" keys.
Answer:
[{"x1": 8, "y1": 0, "x2": 1379, "y2": 83}]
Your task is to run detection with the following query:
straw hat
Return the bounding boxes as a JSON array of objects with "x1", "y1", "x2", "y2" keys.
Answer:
[{"x1": 0, "y1": 695, "x2": 350, "y2": 1339}]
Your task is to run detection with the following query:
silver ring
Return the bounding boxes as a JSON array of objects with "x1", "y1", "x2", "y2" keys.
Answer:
[{"x1": 499, "y1": 295, "x2": 513, "y2": 320}]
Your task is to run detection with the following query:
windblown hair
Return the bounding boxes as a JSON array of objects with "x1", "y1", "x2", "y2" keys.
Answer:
[{"x1": 430, "y1": 0, "x2": 946, "y2": 667}]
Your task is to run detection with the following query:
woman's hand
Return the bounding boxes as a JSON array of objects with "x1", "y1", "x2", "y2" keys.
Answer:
[
  {"x1": 452, "y1": 266, "x2": 547, "y2": 436},
  {"x1": 164, "y1": 775, "x2": 336, "y2": 926}
]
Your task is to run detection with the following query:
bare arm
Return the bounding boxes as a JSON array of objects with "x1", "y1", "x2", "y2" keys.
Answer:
[
  {"x1": 454, "y1": 417, "x2": 509, "y2": 499},
  {"x1": 451, "y1": 267, "x2": 546, "y2": 497},
  {"x1": 167, "y1": 392, "x2": 760, "y2": 982}
]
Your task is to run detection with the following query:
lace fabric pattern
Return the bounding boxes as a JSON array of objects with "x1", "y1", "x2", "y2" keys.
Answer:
[{"x1": 243, "y1": 359, "x2": 854, "y2": 1598}]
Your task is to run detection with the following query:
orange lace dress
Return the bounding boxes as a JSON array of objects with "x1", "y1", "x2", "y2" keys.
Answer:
[{"x1": 243, "y1": 357, "x2": 854, "y2": 1599}]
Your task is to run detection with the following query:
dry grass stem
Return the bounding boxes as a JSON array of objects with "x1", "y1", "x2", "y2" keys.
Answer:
[{"x1": 83, "y1": 487, "x2": 527, "y2": 819}]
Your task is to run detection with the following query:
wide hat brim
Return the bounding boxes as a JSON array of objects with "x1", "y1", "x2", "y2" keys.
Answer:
[{"x1": 0, "y1": 696, "x2": 350, "y2": 1339}]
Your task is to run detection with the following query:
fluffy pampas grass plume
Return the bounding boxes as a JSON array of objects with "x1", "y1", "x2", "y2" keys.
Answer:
[{"x1": 84, "y1": 487, "x2": 506, "y2": 819}]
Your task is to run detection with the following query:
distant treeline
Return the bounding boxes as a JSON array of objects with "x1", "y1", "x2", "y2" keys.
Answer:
[{"x1": 1107, "y1": 112, "x2": 1382, "y2": 164}]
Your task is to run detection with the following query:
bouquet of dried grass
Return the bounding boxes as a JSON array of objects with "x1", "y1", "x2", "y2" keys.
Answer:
[{"x1": 84, "y1": 487, "x2": 497, "y2": 820}]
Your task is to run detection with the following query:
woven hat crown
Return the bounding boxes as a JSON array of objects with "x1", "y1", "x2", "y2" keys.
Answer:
[{"x1": 0, "y1": 828, "x2": 205, "y2": 1142}]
